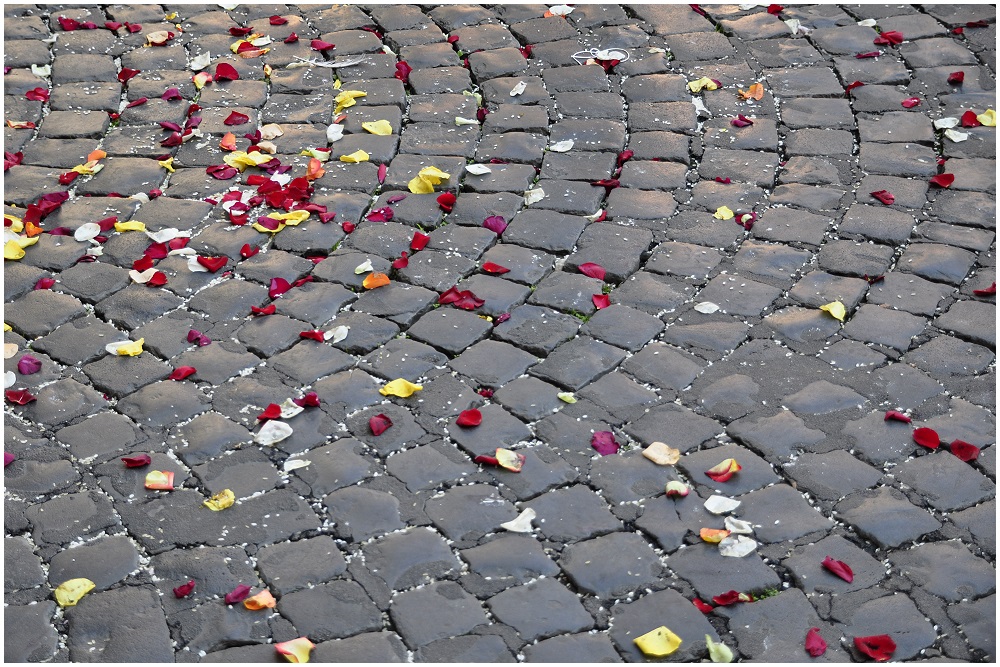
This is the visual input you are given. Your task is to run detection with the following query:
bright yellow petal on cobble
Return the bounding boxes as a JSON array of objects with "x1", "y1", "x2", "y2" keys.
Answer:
[
  {"x1": 115, "y1": 220, "x2": 147, "y2": 233},
  {"x1": 158, "y1": 157, "x2": 176, "y2": 172},
  {"x1": 408, "y1": 165, "x2": 451, "y2": 194},
  {"x1": 361, "y1": 119, "x2": 393, "y2": 135},
  {"x1": 5, "y1": 214, "x2": 24, "y2": 233},
  {"x1": 204, "y1": 489, "x2": 235, "y2": 511},
  {"x1": 276, "y1": 637, "x2": 315, "y2": 663},
  {"x1": 54, "y1": 578, "x2": 96, "y2": 607},
  {"x1": 114, "y1": 338, "x2": 145, "y2": 356},
  {"x1": 224, "y1": 150, "x2": 274, "y2": 171},
  {"x1": 976, "y1": 109, "x2": 996, "y2": 126},
  {"x1": 713, "y1": 206, "x2": 734, "y2": 220},
  {"x1": 634, "y1": 626, "x2": 683, "y2": 657},
  {"x1": 5, "y1": 240, "x2": 26, "y2": 260},
  {"x1": 335, "y1": 90, "x2": 367, "y2": 114},
  {"x1": 379, "y1": 378, "x2": 423, "y2": 398},
  {"x1": 269, "y1": 210, "x2": 310, "y2": 225},
  {"x1": 340, "y1": 150, "x2": 370, "y2": 163},
  {"x1": 819, "y1": 301, "x2": 846, "y2": 322},
  {"x1": 688, "y1": 76, "x2": 718, "y2": 93}
]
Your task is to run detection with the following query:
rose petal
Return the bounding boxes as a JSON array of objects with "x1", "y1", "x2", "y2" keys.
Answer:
[
  {"x1": 856, "y1": 51, "x2": 881, "y2": 58},
  {"x1": 456, "y1": 409, "x2": 482, "y2": 427},
  {"x1": 144, "y1": 470, "x2": 174, "y2": 490},
  {"x1": 379, "y1": 378, "x2": 423, "y2": 398},
  {"x1": 495, "y1": 448, "x2": 526, "y2": 472},
  {"x1": 854, "y1": 635, "x2": 896, "y2": 662},
  {"x1": 706, "y1": 635, "x2": 734, "y2": 663},
  {"x1": 929, "y1": 173, "x2": 955, "y2": 188},
  {"x1": 369, "y1": 413, "x2": 393, "y2": 436},
  {"x1": 961, "y1": 110, "x2": 982, "y2": 127},
  {"x1": 411, "y1": 232, "x2": 431, "y2": 251},
  {"x1": 292, "y1": 392, "x2": 321, "y2": 408},
  {"x1": 884, "y1": 410, "x2": 911, "y2": 423},
  {"x1": 592, "y1": 294, "x2": 611, "y2": 310},
  {"x1": 255, "y1": 420, "x2": 293, "y2": 445},
  {"x1": 665, "y1": 481, "x2": 689, "y2": 497},
  {"x1": 901, "y1": 97, "x2": 921, "y2": 108},
  {"x1": 483, "y1": 215, "x2": 508, "y2": 235},
  {"x1": 578, "y1": 262, "x2": 606, "y2": 281},
  {"x1": 949, "y1": 439, "x2": 981, "y2": 462},
  {"x1": 244, "y1": 589, "x2": 277, "y2": 610},
  {"x1": 805, "y1": 628, "x2": 828, "y2": 657},
  {"x1": 873, "y1": 30, "x2": 904, "y2": 45},
  {"x1": 275, "y1": 637, "x2": 315, "y2": 664},
  {"x1": 173, "y1": 580, "x2": 195, "y2": 598},
  {"x1": 225, "y1": 584, "x2": 252, "y2": 605},
  {"x1": 712, "y1": 590, "x2": 751, "y2": 606},
  {"x1": 870, "y1": 190, "x2": 895, "y2": 205},
  {"x1": 845, "y1": 80, "x2": 865, "y2": 96},
  {"x1": 121, "y1": 454, "x2": 152, "y2": 467},
  {"x1": 693, "y1": 598, "x2": 715, "y2": 613},
  {"x1": 269, "y1": 277, "x2": 291, "y2": 299},
  {"x1": 257, "y1": 403, "x2": 282, "y2": 421},
  {"x1": 704, "y1": 495, "x2": 741, "y2": 514},
  {"x1": 481, "y1": 261, "x2": 510, "y2": 274},
  {"x1": 633, "y1": 626, "x2": 683, "y2": 657},
  {"x1": 54, "y1": 578, "x2": 96, "y2": 607},
  {"x1": 947, "y1": 71, "x2": 965, "y2": 85},
  {"x1": 169, "y1": 366, "x2": 197, "y2": 381},
  {"x1": 642, "y1": 441, "x2": 681, "y2": 466},
  {"x1": 819, "y1": 300, "x2": 846, "y2": 322},
  {"x1": 311, "y1": 39, "x2": 335, "y2": 51},
  {"x1": 204, "y1": 489, "x2": 235, "y2": 511},
  {"x1": 394, "y1": 61, "x2": 413, "y2": 84},
  {"x1": 5, "y1": 389, "x2": 37, "y2": 405},
  {"x1": 705, "y1": 458, "x2": 742, "y2": 482},
  {"x1": 223, "y1": 111, "x2": 250, "y2": 126},
  {"x1": 591, "y1": 431, "x2": 620, "y2": 456},
  {"x1": 821, "y1": 556, "x2": 854, "y2": 582},
  {"x1": 17, "y1": 355, "x2": 42, "y2": 375},
  {"x1": 363, "y1": 272, "x2": 390, "y2": 290},
  {"x1": 913, "y1": 427, "x2": 940, "y2": 449},
  {"x1": 972, "y1": 282, "x2": 995, "y2": 297}
]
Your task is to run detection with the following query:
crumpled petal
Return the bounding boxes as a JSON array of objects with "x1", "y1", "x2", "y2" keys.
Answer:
[
  {"x1": 204, "y1": 489, "x2": 235, "y2": 511},
  {"x1": 54, "y1": 578, "x2": 96, "y2": 607},
  {"x1": 634, "y1": 626, "x2": 682, "y2": 657},
  {"x1": 255, "y1": 420, "x2": 293, "y2": 445},
  {"x1": 500, "y1": 507, "x2": 536, "y2": 532},
  {"x1": 854, "y1": 635, "x2": 896, "y2": 662},
  {"x1": 718, "y1": 534, "x2": 758, "y2": 557},
  {"x1": 105, "y1": 338, "x2": 144, "y2": 356},
  {"x1": 714, "y1": 206, "x2": 734, "y2": 220},
  {"x1": 591, "y1": 431, "x2": 620, "y2": 456},
  {"x1": 642, "y1": 441, "x2": 680, "y2": 465},
  {"x1": 819, "y1": 301, "x2": 846, "y2": 321},
  {"x1": 334, "y1": 90, "x2": 366, "y2": 114},
  {"x1": 379, "y1": 378, "x2": 423, "y2": 397},
  {"x1": 706, "y1": 635, "x2": 733, "y2": 663},
  {"x1": 688, "y1": 76, "x2": 719, "y2": 93}
]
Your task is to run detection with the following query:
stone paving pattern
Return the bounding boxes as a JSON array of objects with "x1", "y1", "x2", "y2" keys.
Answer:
[{"x1": 3, "y1": 3, "x2": 996, "y2": 663}]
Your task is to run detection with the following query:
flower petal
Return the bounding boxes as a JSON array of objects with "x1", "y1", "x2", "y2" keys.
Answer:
[
  {"x1": 912, "y1": 426, "x2": 940, "y2": 449},
  {"x1": 244, "y1": 589, "x2": 277, "y2": 610},
  {"x1": 714, "y1": 206, "x2": 734, "y2": 220},
  {"x1": 704, "y1": 495, "x2": 741, "y2": 514},
  {"x1": 591, "y1": 431, "x2": 620, "y2": 456},
  {"x1": 718, "y1": 534, "x2": 758, "y2": 557},
  {"x1": 379, "y1": 379, "x2": 423, "y2": 397},
  {"x1": 948, "y1": 439, "x2": 980, "y2": 462},
  {"x1": 362, "y1": 272, "x2": 390, "y2": 289},
  {"x1": 870, "y1": 190, "x2": 895, "y2": 205},
  {"x1": 54, "y1": 578, "x2": 96, "y2": 607},
  {"x1": 369, "y1": 413, "x2": 393, "y2": 436},
  {"x1": 169, "y1": 366, "x2": 197, "y2": 381},
  {"x1": 665, "y1": 481, "x2": 690, "y2": 497},
  {"x1": 578, "y1": 262, "x2": 606, "y2": 281},
  {"x1": 500, "y1": 507, "x2": 536, "y2": 532},
  {"x1": 456, "y1": 409, "x2": 482, "y2": 427},
  {"x1": 592, "y1": 294, "x2": 611, "y2": 310},
  {"x1": 173, "y1": 580, "x2": 195, "y2": 598},
  {"x1": 901, "y1": 97, "x2": 921, "y2": 108},
  {"x1": 705, "y1": 458, "x2": 741, "y2": 482},
  {"x1": 495, "y1": 448, "x2": 526, "y2": 472},
  {"x1": 16, "y1": 355, "x2": 42, "y2": 375},
  {"x1": 819, "y1": 300, "x2": 846, "y2": 321},
  {"x1": 634, "y1": 626, "x2": 683, "y2": 657},
  {"x1": 255, "y1": 420, "x2": 293, "y2": 445},
  {"x1": 225, "y1": 584, "x2": 252, "y2": 605},
  {"x1": 642, "y1": 441, "x2": 680, "y2": 465},
  {"x1": 121, "y1": 454, "x2": 151, "y2": 468},
  {"x1": 483, "y1": 215, "x2": 508, "y2": 235},
  {"x1": 361, "y1": 119, "x2": 393, "y2": 136},
  {"x1": 929, "y1": 173, "x2": 955, "y2": 188},
  {"x1": 706, "y1": 635, "x2": 733, "y2": 663},
  {"x1": 884, "y1": 410, "x2": 911, "y2": 423},
  {"x1": 854, "y1": 635, "x2": 896, "y2": 662},
  {"x1": 204, "y1": 489, "x2": 235, "y2": 511},
  {"x1": 144, "y1": 470, "x2": 175, "y2": 490},
  {"x1": 276, "y1": 637, "x2": 315, "y2": 663},
  {"x1": 821, "y1": 556, "x2": 854, "y2": 582},
  {"x1": 805, "y1": 627, "x2": 828, "y2": 657}
]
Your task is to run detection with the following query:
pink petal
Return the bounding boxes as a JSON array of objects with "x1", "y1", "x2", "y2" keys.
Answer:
[
  {"x1": 173, "y1": 580, "x2": 195, "y2": 598},
  {"x1": 17, "y1": 355, "x2": 42, "y2": 375},
  {"x1": 821, "y1": 556, "x2": 854, "y2": 582},
  {"x1": 369, "y1": 413, "x2": 393, "y2": 436},
  {"x1": 225, "y1": 584, "x2": 252, "y2": 605},
  {"x1": 483, "y1": 216, "x2": 507, "y2": 235},
  {"x1": 592, "y1": 294, "x2": 611, "y2": 310},
  {"x1": 805, "y1": 628, "x2": 828, "y2": 657},
  {"x1": 591, "y1": 431, "x2": 620, "y2": 456},
  {"x1": 578, "y1": 262, "x2": 606, "y2": 281}
]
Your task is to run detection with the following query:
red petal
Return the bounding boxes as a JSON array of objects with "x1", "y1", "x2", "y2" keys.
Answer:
[
  {"x1": 591, "y1": 431, "x2": 620, "y2": 456},
  {"x1": 474, "y1": 455, "x2": 499, "y2": 466},
  {"x1": 5, "y1": 389, "x2": 37, "y2": 405},
  {"x1": 494, "y1": 313, "x2": 511, "y2": 325},
  {"x1": 58, "y1": 16, "x2": 80, "y2": 30},
  {"x1": 161, "y1": 87, "x2": 182, "y2": 101},
  {"x1": 369, "y1": 413, "x2": 393, "y2": 436},
  {"x1": 292, "y1": 392, "x2": 321, "y2": 408},
  {"x1": 705, "y1": 458, "x2": 742, "y2": 482},
  {"x1": 901, "y1": 97, "x2": 921, "y2": 108},
  {"x1": 269, "y1": 15, "x2": 288, "y2": 25},
  {"x1": 805, "y1": 628, "x2": 828, "y2": 657},
  {"x1": 411, "y1": 232, "x2": 431, "y2": 251},
  {"x1": 173, "y1": 580, "x2": 195, "y2": 598},
  {"x1": 58, "y1": 172, "x2": 80, "y2": 185},
  {"x1": 230, "y1": 26, "x2": 253, "y2": 36},
  {"x1": 169, "y1": 366, "x2": 197, "y2": 381},
  {"x1": 967, "y1": 20, "x2": 990, "y2": 27},
  {"x1": 456, "y1": 409, "x2": 482, "y2": 427},
  {"x1": 225, "y1": 585, "x2": 252, "y2": 605},
  {"x1": 873, "y1": 30, "x2": 904, "y2": 45},
  {"x1": 125, "y1": 22, "x2": 142, "y2": 33},
  {"x1": 311, "y1": 39, "x2": 335, "y2": 51},
  {"x1": 870, "y1": 190, "x2": 895, "y2": 205},
  {"x1": 392, "y1": 252, "x2": 409, "y2": 269},
  {"x1": 341, "y1": 222, "x2": 355, "y2": 234},
  {"x1": 269, "y1": 277, "x2": 291, "y2": 299},
  {"x1": 121, "y1": 454, "x2": 152, "y2": 467},
  {"x1": 767, "y1": 4, "x2": 783, "y2": 14},
  {"x1": 447, "y1": 35, "x2": 459, "y2": 44},
  {"x1": 118, "y1": 68, "x2": 141, "y2": 84},
  {"x1": 692, "y1": 598, "x2": 715, "y2": 613},
  {"x1": 147, "y1": 271, "x2": 168, "y2": 287},
  {"x1": 949, "y1": 439, "x2": 981, "y2": 462},
  {"x1": 616, "y1": 149, "x2": 635, "y2": 168},
  {"x1": 884, "y1": 410, "x2": 911, "y2": 423},
  {"x1": 711, "y1": 590, "x2": 748, "y2": 606},
  {"x1": 125, "y1": 97, "x2": 148, "y2": 108},
  {"x1": 299, "y1": 330, "x2": 325, "y2": 342},
  {"x1": 284, "y1": 32, "x2": 299, "y2": 44},
  {"x1": 33, "y1": 277, "x2": 54, "y2": 290},
  {"x1": 519, "y1": 44, "x2": 533, "y2": 59},
  {"x1": 251, "y1": 304, "x2": 276, "y2": 316},
  {"x1": 224, "y1": 111, "x2": 249, "y2": 126},
  {"x1": 973, "y1": 282, "x2": 996, "y2": 297},
  {"x1": 257, "y1": 403, "x2": 282, "y2": 421},
  {"x1": 197, "y1": 256, "x2": 228, "y2": 273},
  {"x1": 394, "y1": 61, "x2": 412, "y2": 84},
  {"x1": 477, "y1": 387, "x2": 494, "y2": 398},
  {"x1": 731, "y1": 114, "x2": 754, "y2": 127},
  {"x1": 821, "y1": 556, "x2": 854, "y2": 582},
  {"x1": 855, "y1": 51, "x2": 881, "y2": 58},
  {"x1": 483, "y1": 216, "x2": 507, "y2": 235},
  {"x1": 436, "y1": 192, "x2": 457, "y2": 213},
  {"x1": 961, "y1": 110, "x2": 982, "y2": 127},
  {"x1": 591, "y1": 178, "x2": 620, "y2": 190},
  {"x1": 481, "y1": 262, "x2": 510, "y2": 274},
  {"x1": 240, "y1": 244, "x2": 260, "y2": 259},
  {"x1": 578, "y1": 262, "x2": 606, "y2": 281},
  {"x1": 912, "y1": 427, "x2": 941, "y2": 449},
  {"x1": 929, "y1": 173, "x2": 954, "y2": 188},
  {"x1": 376, "y1": 163, "x2": 387, "y2": 184},
  {"x1": 947, "y1": 71, "x2": 965, "y2": 85},
  {"x1": 715, "y1": 176, "x2": 731, "y2": 184},
  {"x1": 25, "y1": 87, "x2": 50, "y2": 102},
  {"x1": 105, "y1": 21, "x2": 122, "y2": 30},
  {"x1": 854, "y1": 635, "x2": 896, "y2": 662},
  {"x1": 845, "y1": 81, "x2": 865, "y2": 96},
  {"x1": 592, "y1": 294, "x2": 611, "y2": 310},
  {"x1": 215, "y1": 63, "x2": 240, "y2": 81}
]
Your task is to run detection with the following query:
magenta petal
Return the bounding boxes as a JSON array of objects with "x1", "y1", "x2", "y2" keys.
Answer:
[
  {"x1": 4, "y1": 452, "x2": 15, "y2": 467},
  {"x1": 821, "y1": 556, "x2": 854, "y2": 583},
  {"x1": 173, "y1": 580, "x2": 195, "y2": 598},
  {"x1": 578, "y1": 262, "x2": 606, "y2": 281},
  {"x1": 17, "y1": 355, "x2": 42, "y2": 375},
  {"x1": 369, "y1": 413, "x2": 393, "y2": 436},
  {"x1": 225, "y1": 584, "x2": 252, "y2": 605},
  {"x1": 483, "y1": 215, "x2": 507, "y2": 235},
  {"x1": 591, "y1": 431, "x2": 620, "y2": 456},
  {"x1": 805, "y1": 628, "x2": 828, "y2": 657}
]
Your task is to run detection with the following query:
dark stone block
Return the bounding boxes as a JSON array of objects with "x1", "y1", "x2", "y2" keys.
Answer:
[
  {"x1": 278, "y1": 580, "x2": 382, "y2": 642},
  {"x1": 836, "y1": 487, "x2": 942, "y2": 549},
  {"x1": 894, "y1": 452, "x2": 995, "y2": 512},
  {"x1": 363, "y1": 528, "x2": 463, "y2": 590},
  {"x1": 4, "y1": 602, "x2": 59, "y2": 662},
  {"x1": 313, "y1": 632, "x2": 409, "y2": 663},
  {"x1": 391, "y1": 581, "x2": 490, "y2": 648},
  {"x1": 386, "y1": 443, "x2": 476, "y2": 493},
  {"x1": 32, "y1": 316, "x2": 128, "y2": 366},
  {"x1": 449, "y1": 340, "x2": 538, "y2": 387},
  {"x1": 47, "y1": 535, "x2": 140, "y2": 592},
  {"x1": 407, "y1": 308, "x2": 493, "y2": 355},
  {"x1": 324, "y1": 486, "x2": 405, "y2": 542},
  {"x1": 425, "y1": 485, "x2": 519, "y2": 543},
  {"x1": 488, "y1": 577, "x2": 593, "y2": 642}
]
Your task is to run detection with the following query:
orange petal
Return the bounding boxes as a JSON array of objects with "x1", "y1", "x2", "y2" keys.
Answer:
[
  {"x1": 24, "y1": 221, "x2": 44, "y2": 238},
  {"x1": 220, "y1": 132, "x2": 238, "y2": 151},
  {"x1": 305, "y1": 157, "x2": 325, "y2": 181},
  {"x1": 700, "y1": 528, "x2": 731, "y2": 543},
  {"x1": 276, "y1": 637, "x2": 315, "y2": 663},
  {"x1": 244, "y1": 589, "x2": 277, "y2": 610},
  {"x1": 362, "y1": 272, "x2": 390, "y2": 289},
  {"x1": 87, "y1": 149, "x2": 107, "y2": 162}
]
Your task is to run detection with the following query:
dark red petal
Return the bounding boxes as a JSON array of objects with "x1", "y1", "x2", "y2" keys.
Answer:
[
  {"x1": 391, "y1": 252, "x2": 409, "y2": 269},
  {"x1": 821, "y1": 556, "x2": 854, "y2": 583},
  {"x1": 481, "y1": 262, "x2": 510, "y2": 274},
  {"x1": 225, "y1": 585, "x2": 252, "y2": 605},
  {"x1": 394, "y1": 61, "x2": 412, "y2": 84},
  {"x1": 870, "y1": 190, "x2": 895, "y2": 205},
  {"x1": 223, "y1": 111, "x2": 250, "y2": 126},
  {"x1": 483, "y1": 216, "x2": 507, "y2": 235},
  {"x1": 616, "y1": 149, "x2": 634, "y2": 168},
  {"x1": 311, "y1": 39, "x2": 335, "y2": 51},
  {"x1": 377, "y1": 163, "x2": 387, "y2": 184},
  {"x1": 4, "y1": 452, "x2": 14, "y2": 467},
  {"x1": 411, "y1": 232, "x2": 431, "y2": 251},
  {"x1": 197, "y1": 256, "x2": 227, "y2": 273},
  {"x1": 692, "y1": 598, "x2": 715, "y2": 613},
  {"x1": 173, "y1": 580, "x2": 195, "y2": 598},
  {"x1": 5, "y1": 389, "x2": 37, "y2": 405},
  {"x1": 715, "y1": 176, "x2": 731, "y2": 184},
  {"x1": 169, "y1": 366, "x2": 197, "y2": 381},
  {"x1": 591, "y1": 431, "x2": 620, "y2": 456},
  {"x1": 961, "y1": 110, "x2": 982, "y2": 127},
  {"x1": 369, "y1": 413, "x2": 393, "y2": 436},
  {"x1": 257, "y1": 403, "x2": 282, "y2": 421},
  {"x1": 884, "y1": 410, "x2": 911, "y2": 423},
  {"x1": 855, "y1": 51, "x2": 881, "y2": 58},
  {"x1": 519, "y1": 44, "x2": 533, "y2": 59},
  {"x1": 161, "y1": 87, "x2": 182, "y2": 101},
  {"x1": 58, "y1": 171, "x2": 80, "y2": 185},
  {"x1": 456, "y1": 409, "x2": 482, "y2": 427},
  {"x1": 147, "y1": 271, "x2": 168, "y2": 287},
  {"x1": 250, "y1": 304, "x2": 276, "y2": 316},
  {"x1": 105, "y1": 21, "x2": 122, "y2": 30},
  {"x1": 578, "y1": 262, "x2": 606, "y2": 281},
  {"x1": 973, "y1": 282, "x2": 996, "y2": 297},
  {"x1": 283, "y1": 32, "x2": 299, "y2": 44},
  {"x1": 436, "y1": 192, "x2": 457, "y2": 213},
  {"x1": 58, "y1": 16, "x2": 80, "y2": 30},
  {"x1": 269, "y1": 15, "x2": 288, "y2": 25},
  {"x1": 118, "y1": 67, "x2": 141, "y2": 84},
  {"x1": 474, "y1": 454, "x2": 499, "y2": 466},
  {"x1": 929, "y1": 173, "x2": 955, "y2": 188},
  {"x1": 269, "y1": 277, "x2": 291, "y2": 299},
  {"x1": 845, "y1": 81, "x2": 865, "y2": 95},
  {"x1": 292, "y1": 392, "x2": 321, "y2": 408},
  {"x1": 854, "y1": 635, "x2": 896, "y2": 662},
  {"x1": 947, "y1": 71, "x2": 965, "y2": 84},
  {"x1": 125, "y1": 97, "x2": 148, "y2": 108},
  {"x1": 949, "y1": 439, "x2": 981, "y2": 462},
  {"x1": 912, "y1": 427, "x2": 941, "y2": 449},
  {"x1": 711, "y1": 590, "x2": 744, "y2": 606},
  {"x1": 805, "y1": 628, "x2": 828, "y2": 657},
  {"x1": 230, "y1": 26, "x2": 253, "y2": 36},
  {"x1": 494, "y1": 313, "x2": 511, "y2": 325},
  {"x1": 214, "y1": 63, "x2": 240, "y2": 81},
  {"x1": 591, "y1": 178, "x2": 620, "y2": 190},
  {"x1": 240, "y1": 244, "x2": 260, "y2": 259},
  {"x1": 121, "y1": 454, "x2": 152, "y2": 467},
  {"x1": 592, "y1": 294, "x2": 611, "y2": 310},
  {"x1": 873, "y1": 30, "x2": 904, "y2": 45},
  {"x1": 767, "y1": 4, "x2": 783, "y2": 14}
]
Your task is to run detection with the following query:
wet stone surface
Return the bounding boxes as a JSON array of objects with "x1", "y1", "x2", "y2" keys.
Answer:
[{"x1": 3, "y1": 3, "x2": 995, "y2": 664}]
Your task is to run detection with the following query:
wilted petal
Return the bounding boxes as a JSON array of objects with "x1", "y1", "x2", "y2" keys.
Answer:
[
  {"x1": 225, "y1": 584, "x2": 252, "y2": 605},
  {"x1": 724, "y1": 516, "x2": 754, "y2": 535},
  {"x1": 591, "y1": 431, "x2": 620, "y2": 456},
  {"x1": 642, "y1": 441, "x2": 680, "y2": 465},
  {"x1": 523, "y1": 188, "x2": 545, "y2": 205},
  {"x1": 700, "y1": 528, "x2": 731, "y2": 543},
  {"x1": 121, "y1": 454, "x2": 151, "y2": 467},
  {"x1": 369, "y1": 413, "x2": 393, "y2": 436},
  {"x1": 204, "y1": 489, "x2": 235, "y2": 511},
  {"x1": 483, "y1": 215, "x2": 508, "y2": 235},
  {"x1": 713, "y1": 206, "x2": 734, "y2": 220},
  {"x1": 495, "y1": 448, "x2": 526, "y2": 472},
  {"x1": 719, "y1": 534, "x2": 758, "y2": 557},
  {"x1": 17, "y1": 355, "x2": 42, "y2": 375}
]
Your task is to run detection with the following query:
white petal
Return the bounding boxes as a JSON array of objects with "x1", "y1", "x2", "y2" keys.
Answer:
[
  {"x1": 31, "y1": 64, "x2": 51, "y2": 77},
  {"x1": 327, "y1": 124, "x2": 345, "y2": 143},
  {"x1": 719, "y1": 535, "x2": 758, "y2": 558},
  {"x1": 934, "y1": 117, "x2": 959, "y2": 129},
  {"x1": 944, "y1": 128, "x2": 969, "y2": 142},
  {"x1": 465, "y1": 164, "x2": 492, "y2": 175},
  {"x1": 549, "y1": 4, "x2": 575, "y2": 15},
  {"x1": 5, "y1": 371, "x2": 16, "y2": 388},
  {"x1": 784, "y1": 18, "x2": 801, "y2": 34},
  {"x1": 584, "y1": 209, "x2": 605, "y2": 222},
  {"x1": 129, "y1": 268, "x2": 158, "y2": 284},
  {"x1": 260, "y1": 123, "x2": 284, "y2": 140},
  {"x1": 74, "y1": 223, "x2": 101, "y2": 242},
  {"x1": 724, "y1": 516, "x2": 755, "y2": 535},
  {"x1": 354, "y1": 259, "x2": 373, "y2": 275},
  {"x1": 250, "y1": 35, "x2": 272, "y2": 47},
  {"x1": 104, "y1": 340, "x2": 133, "y2": 355},
  {"x1": 455, "y1": 117, "x2": 479, "y2": 126},
  {"x1": 255, "y1": 420, "x2": 293, "y2": 445},
  {"x1": 524, "y1": 188, "x2": 545, "y2": 205},
  {"x1": 187, "y1": 256, "x2": 209, "y2": 273},
  {"x1": 169, "y1": 247, "x2": 197, "y2": 257},
  {"x1": 704, "y1": 495, "x2": 741, "y2": 514},
  {"x1": 279, "y1": 398, "x2": 304, "y2": 419},
  {"x1": 500, "y1": 508, "x2": 536, "y2": 532},
  {"x1": 694, "y1": 301, "x2": 720, "y2": 314},
  {"x1": 145, "y1": 228, "x2": 181, "y2": 243},
  {"x1": 325, "y1": 325, "x2": 350, "y2": 343},
  {"x1": 856, "y1": 18, "x2": 877, "y2": 27},
  {"x1": 549, "y1": 139, "x2": 574, "y2": 152},
  {"x1": 85, "y1": 247, "x2": 104, "y2": 257},
  {"x1": 190, "y1": 51, "x2": 212, "y2": 71},
  {"x1": 509, "y1": 80, "x2": 527, "y2": 97},
  {"x1": 283, "y1": 459, "x2": 311, "y2": 471},
  {"x1": 692, "y1": 96, "x2": 711, "y2": 118},
  {"x1": 4, "y1": 343, "x2": 19, "y2": 359},
  {"x1": 271, "y1": 172, "x2": 292, "y2": 186}
]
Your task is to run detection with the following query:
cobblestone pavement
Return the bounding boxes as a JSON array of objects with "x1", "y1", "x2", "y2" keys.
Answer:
[{"x1": 3, "y1": 3, "x2": 996, "y2": 663}]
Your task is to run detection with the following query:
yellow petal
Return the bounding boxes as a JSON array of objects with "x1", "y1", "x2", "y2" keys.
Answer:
[
  {"x1": 408, "y1": 175, "x2": 435, "y2": 194},
  {"x1": 634, "y1": 626, "x2": 683, "y2": 657},
  {"x1": 193, "y1": 71, "x2": 212, "y2": 90},
  {"x1": 244, "y1": 589, "x2": 277, "y2": 610},
  {"x1": 688, "y1": 76, "x2": 718, "y2": 93},
  {"x1": 379, "y1": 378, "x2": 424, "y2": 398},
  {"x1": 557, "y1": 392, "x2": 577, "y2": 403},
  {"x1": 144, "y1": 469, "x2": 175, "y2": 490},
  {"x1": 12, "y1": 235, "x2": 38, "y2": 249},
  {"x1": 276, "y1": 637, "x2": 315, "y2": 663},
  {"x1": 706, "y1": 635, "x2": 734, "y2": 663},
  {"x1": 340, "y1": 150, "x2": 370, "y2": 163},
  {"x1": 115, "y1": 220, "x2": 147, "y2": 233},
  {"x1": 334, "y1": 90, "x2": 367, "y2": 114},
  {"x1": 333, "y1": 77, "x2": 342, "y2": 90},
  {"x1": 700, "y1": 527, "x2": 731, "y2": 543},
  {"x1": 4, "y1": 240, "x2": 26, "y2": 260},
  {"x1": 158, "y1": 157, "x2": 176, "y2": 173},
  {"x1": 713, "y1": 206, "x2": 734, "y2": 220},
  {"x1": 5, "y1": 214, "x2": 24, "y2": 233},
  {"x1": 300, "y1": 148, "x2": 331, "y2": 161},
  {"x1": 418, "y1": 166, "x2": 450, "y2": 183},
  {"x1": 203, "y1": 489, "x2": 235, "y2": 511},
  {"x1": 270, "y1": 210, "x2": 310, "y2": 225},
  {"x1": 54, "y1": 578, "x2": 96, "y2": 607},
  {"x1": 115, "y1": 338, "x2": 145, "y2": 356},
  {"x1": 976, "y1": 108, "x2": 996, "y2": 127},
  {"x1": 3, "y1": 322, "x2": 11, "y2": 332},
  {"x1": 362, "y1": 119, "x2": 393, "y2": 136},
  {"x1": 819, "y1": 301, "x2": 846, "y2": 322}
]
